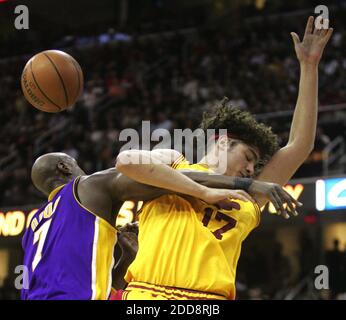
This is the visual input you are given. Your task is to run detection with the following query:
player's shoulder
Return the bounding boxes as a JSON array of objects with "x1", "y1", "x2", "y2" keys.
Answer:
[
  {"x1": 75, "y1": 169, "x2": 120, "y2": 222},
  {"x1": 78, "y1": 168, "x2": 120, "y2": 194}
]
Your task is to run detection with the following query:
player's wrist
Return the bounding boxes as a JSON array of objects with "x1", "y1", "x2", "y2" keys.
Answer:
[
  {"x1": 196, "y1": 184, "x2": 210, "y2": 200},
  {"x1": 300, "y1": 61, "x2": 319, "y2": 70},
  {"x1": 234, "y1": 178, "x2": 253, "y2": 191}
]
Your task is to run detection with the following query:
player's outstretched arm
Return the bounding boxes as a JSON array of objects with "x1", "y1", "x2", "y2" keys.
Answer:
[
  {"x1": 116, "y1": 149, "x2": 257, "y2": 204},
  {"x1": 109, "y1": 167, "x2": 251, "y2": 204},
  {"x1": 256, "y1": 16, "x2": 333, "y2": 207}
]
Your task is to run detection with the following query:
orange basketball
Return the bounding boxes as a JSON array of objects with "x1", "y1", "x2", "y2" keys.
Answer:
[{"x1": 21, "y1": 50, "x2": 84, "y2": 113}]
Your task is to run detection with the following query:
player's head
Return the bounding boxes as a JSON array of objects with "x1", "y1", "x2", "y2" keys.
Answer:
[
  {"x1": 200, "y1": 97, "x2": 279, "y2": 177},
  {"x1": 31, "y1": 152, "x2": 85, "y2": 196}
]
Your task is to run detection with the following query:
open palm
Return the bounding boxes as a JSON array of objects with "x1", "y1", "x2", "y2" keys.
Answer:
[{"x1": 291, "y1": 16, "x2": 333, "y2": 65}]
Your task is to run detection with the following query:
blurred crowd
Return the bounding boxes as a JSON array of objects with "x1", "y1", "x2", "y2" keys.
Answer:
[
  {"x1": 1, "y1": 10, "x2": 346, "y2": 207},
  {"x1": 237, "y1": 236, "x2": 346, "y2": 300}
]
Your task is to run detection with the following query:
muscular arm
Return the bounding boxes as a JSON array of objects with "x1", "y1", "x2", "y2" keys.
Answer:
[
  {"x1": 115, "y1": 149, "x2": 253, "y2": 204},
  {"x1": 115, "y1": 150, "x2": 299, "y2": 216},
  {"x1": 112, "y1": 172, "x2": 172, "y2": 201},
  {"x1": 112, "y1": 169, "x2": 251, "y2": 202},
  {"x1": 256, "y1": 17, "x2": 333, "y2": 207},
  {"x1": 115, "y1": 149, "x2": 210, "y2": 200},
  {"x1": 181, "y1": 170, "x2": 247, "y2": 189}
]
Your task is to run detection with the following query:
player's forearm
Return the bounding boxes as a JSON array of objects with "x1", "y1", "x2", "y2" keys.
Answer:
[
  {"x1": 182, "y1": 171, "x2": 263, "y2": 200},
  {"x1": 180, "y1": 170, "x2": 253, "y2": 190},
  {"x1": 288, "y1": 63, "x2": 318, "y2": 155},
  {"x1": 116, "y1": 151, "x2": 209, "y2": 199}
]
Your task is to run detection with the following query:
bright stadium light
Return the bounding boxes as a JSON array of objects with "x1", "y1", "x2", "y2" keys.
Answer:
[
  {"x1": 327, "y1": 178, "x2": 346, "y2": 209},
  {"x1": 316, "y1": 179, "x2": 326, "y2": 211},
  {"x1": 316, "y1": 178, "x2": 346, "y2": 211}
]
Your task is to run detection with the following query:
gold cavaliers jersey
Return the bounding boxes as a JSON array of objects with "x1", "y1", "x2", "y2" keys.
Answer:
[{"x1": 124, "y1": 156, "x2": 261, "y2": 299}]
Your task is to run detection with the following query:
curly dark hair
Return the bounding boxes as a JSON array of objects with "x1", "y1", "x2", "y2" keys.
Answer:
[{"x1": 199, "y1": 97, "x2": 280, "y2": 168}]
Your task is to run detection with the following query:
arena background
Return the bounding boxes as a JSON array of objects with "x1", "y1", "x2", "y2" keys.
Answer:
[{"x1": 1, "y1": 0, "x2": 346, "y2": 300}]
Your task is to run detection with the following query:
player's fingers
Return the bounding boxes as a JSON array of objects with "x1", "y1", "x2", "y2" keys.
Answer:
[
  {"x1": 304, "y1": 16, "x2": 314, "y2": 36},
  {"x1": 285, "y1": 192, "x2": 302, "y2": 207},
  {"x1": 278, "y1": 190, "x2": 298, "y2": 216},
  {"x1": 270, "y1": 197, "x2": 283, "y2": 217},
  {"x1": 313, "y1": 17, "x2": 322, "y2": 35},
  {"x1": 287, "y1": 193, "x2": 303, "y2": 209},
  {"x1": 290, "y1": 32, "x2": 300, "y2": 46},
  {"x1": 276, "y1": 187, "x2": 300, "y2": 215},
  {"x1": 234, "y1": 190, "x2": 255, "y2": 202},
  {"x1": 118, "y1": 222, "x2": 138, "y2": 233},
  {"x1": 322, "y1": 28, "x2": 334, "y2": 44},
  {"x1": 229, "y1": 192, "x2": 250, "y2": 203},
  {"x1": 272, "y1": 191, "x2": 289, "y2": 219},
  {"x1": 313, "y1": 21, "x2": 324, "y2": 36},
  {"x1": 118, "y1": 232, "x2": 138, "y2": 247},
  {"x1": 319, "y1": 19, "x2": 330, "y2": 36},
  {"x1": 128, "y1": 222, "x2": 139, "y2": 232}
]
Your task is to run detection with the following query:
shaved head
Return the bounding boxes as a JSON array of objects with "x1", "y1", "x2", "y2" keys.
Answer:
[{"x1": 31, "y1": 152, "x2": 85, "y2": 196}]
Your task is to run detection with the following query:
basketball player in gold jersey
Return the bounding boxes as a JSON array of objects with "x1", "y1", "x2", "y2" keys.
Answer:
[{"x1": 115, "y1": 16, "x2": 333, "y2": 300}]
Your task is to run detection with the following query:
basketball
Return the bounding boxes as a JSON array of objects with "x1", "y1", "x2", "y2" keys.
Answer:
[{"x1": 21, "y1": 50, "x2": 84, "y2": 113}]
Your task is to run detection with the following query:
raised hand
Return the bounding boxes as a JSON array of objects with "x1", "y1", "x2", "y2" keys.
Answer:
[{"x1": 291, "y1": 16, "x2": 333, "y2": 66}]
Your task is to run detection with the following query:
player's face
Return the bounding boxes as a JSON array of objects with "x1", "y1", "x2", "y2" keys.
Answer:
[{"x1": 223, "y1": 142, "x2": 259, "y2": 178}]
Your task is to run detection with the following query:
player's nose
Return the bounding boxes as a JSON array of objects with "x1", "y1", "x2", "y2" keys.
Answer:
[{"x1": 246, "y1": 162, "x2": 255, "y2": 176}]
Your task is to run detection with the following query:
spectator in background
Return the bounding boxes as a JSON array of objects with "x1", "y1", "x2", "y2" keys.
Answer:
[
  {"x1": 342, "y1": 244, "x2": 346, "y2": 296},
  {"x1": 269, "y1": 242, "x2": 291, "y2": 296},
  {"x1": 325, "y1": 239, "x2": 344, "y2": 299},
  {"x1": 298, "y1": 230, "x2": 316, "y2": 280}
]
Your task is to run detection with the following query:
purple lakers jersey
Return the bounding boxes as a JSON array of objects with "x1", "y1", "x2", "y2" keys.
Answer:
[{"x1": 21, "y1": 177, "x2": 117, "y2": 300}]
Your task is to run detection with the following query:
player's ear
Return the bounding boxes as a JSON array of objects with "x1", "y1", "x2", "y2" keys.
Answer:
[
  {"x1": 57, "y1": 161, "x2": 72, "y2": 175},
  {"x1": 217, "y1": 136, "x2": 229, "y2": 151}
]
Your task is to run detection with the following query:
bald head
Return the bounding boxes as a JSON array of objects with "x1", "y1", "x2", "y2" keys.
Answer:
[{"x1": 31, "y1": 152, "x2": 85, "y2": 196}]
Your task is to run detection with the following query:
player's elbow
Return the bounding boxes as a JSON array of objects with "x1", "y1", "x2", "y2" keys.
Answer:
[
  {"x1": 286, "y1": 143, "x2": 314, "y2": 163},
  {"x1": 299, "y1": 143, "x2": 314, "y2": 160},
  {"x1": 115, "y1": 151, "x2": 138, "y2": 173},
  {"x1": 288, "y1": 138, "x2": 314, "y2": 157}
]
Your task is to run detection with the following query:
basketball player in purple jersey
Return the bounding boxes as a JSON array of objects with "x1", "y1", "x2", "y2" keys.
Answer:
[{"x1": 21, "y1": 152, "x2": 298, "y2": 299}]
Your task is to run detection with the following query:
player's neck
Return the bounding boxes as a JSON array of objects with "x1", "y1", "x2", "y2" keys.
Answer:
[{"x1": 49, "y1": 178, "x2": 70, "y2": 193}]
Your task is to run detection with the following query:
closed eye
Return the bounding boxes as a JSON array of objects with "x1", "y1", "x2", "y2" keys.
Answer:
[
  {"x1": 245, "y1": 153, "x2": 253, "y2": 162},
  {"x1": 247, "y1": 148, "x2": 259, "y2": 165}
]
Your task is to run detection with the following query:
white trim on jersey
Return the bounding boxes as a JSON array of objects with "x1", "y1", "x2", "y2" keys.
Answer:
[
  {"x1": 106, "y1": 234, "x2": 117, "y2": 298},
  {"x1": 91, "y1": 217, "x2": 100, "y2": 300}
]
